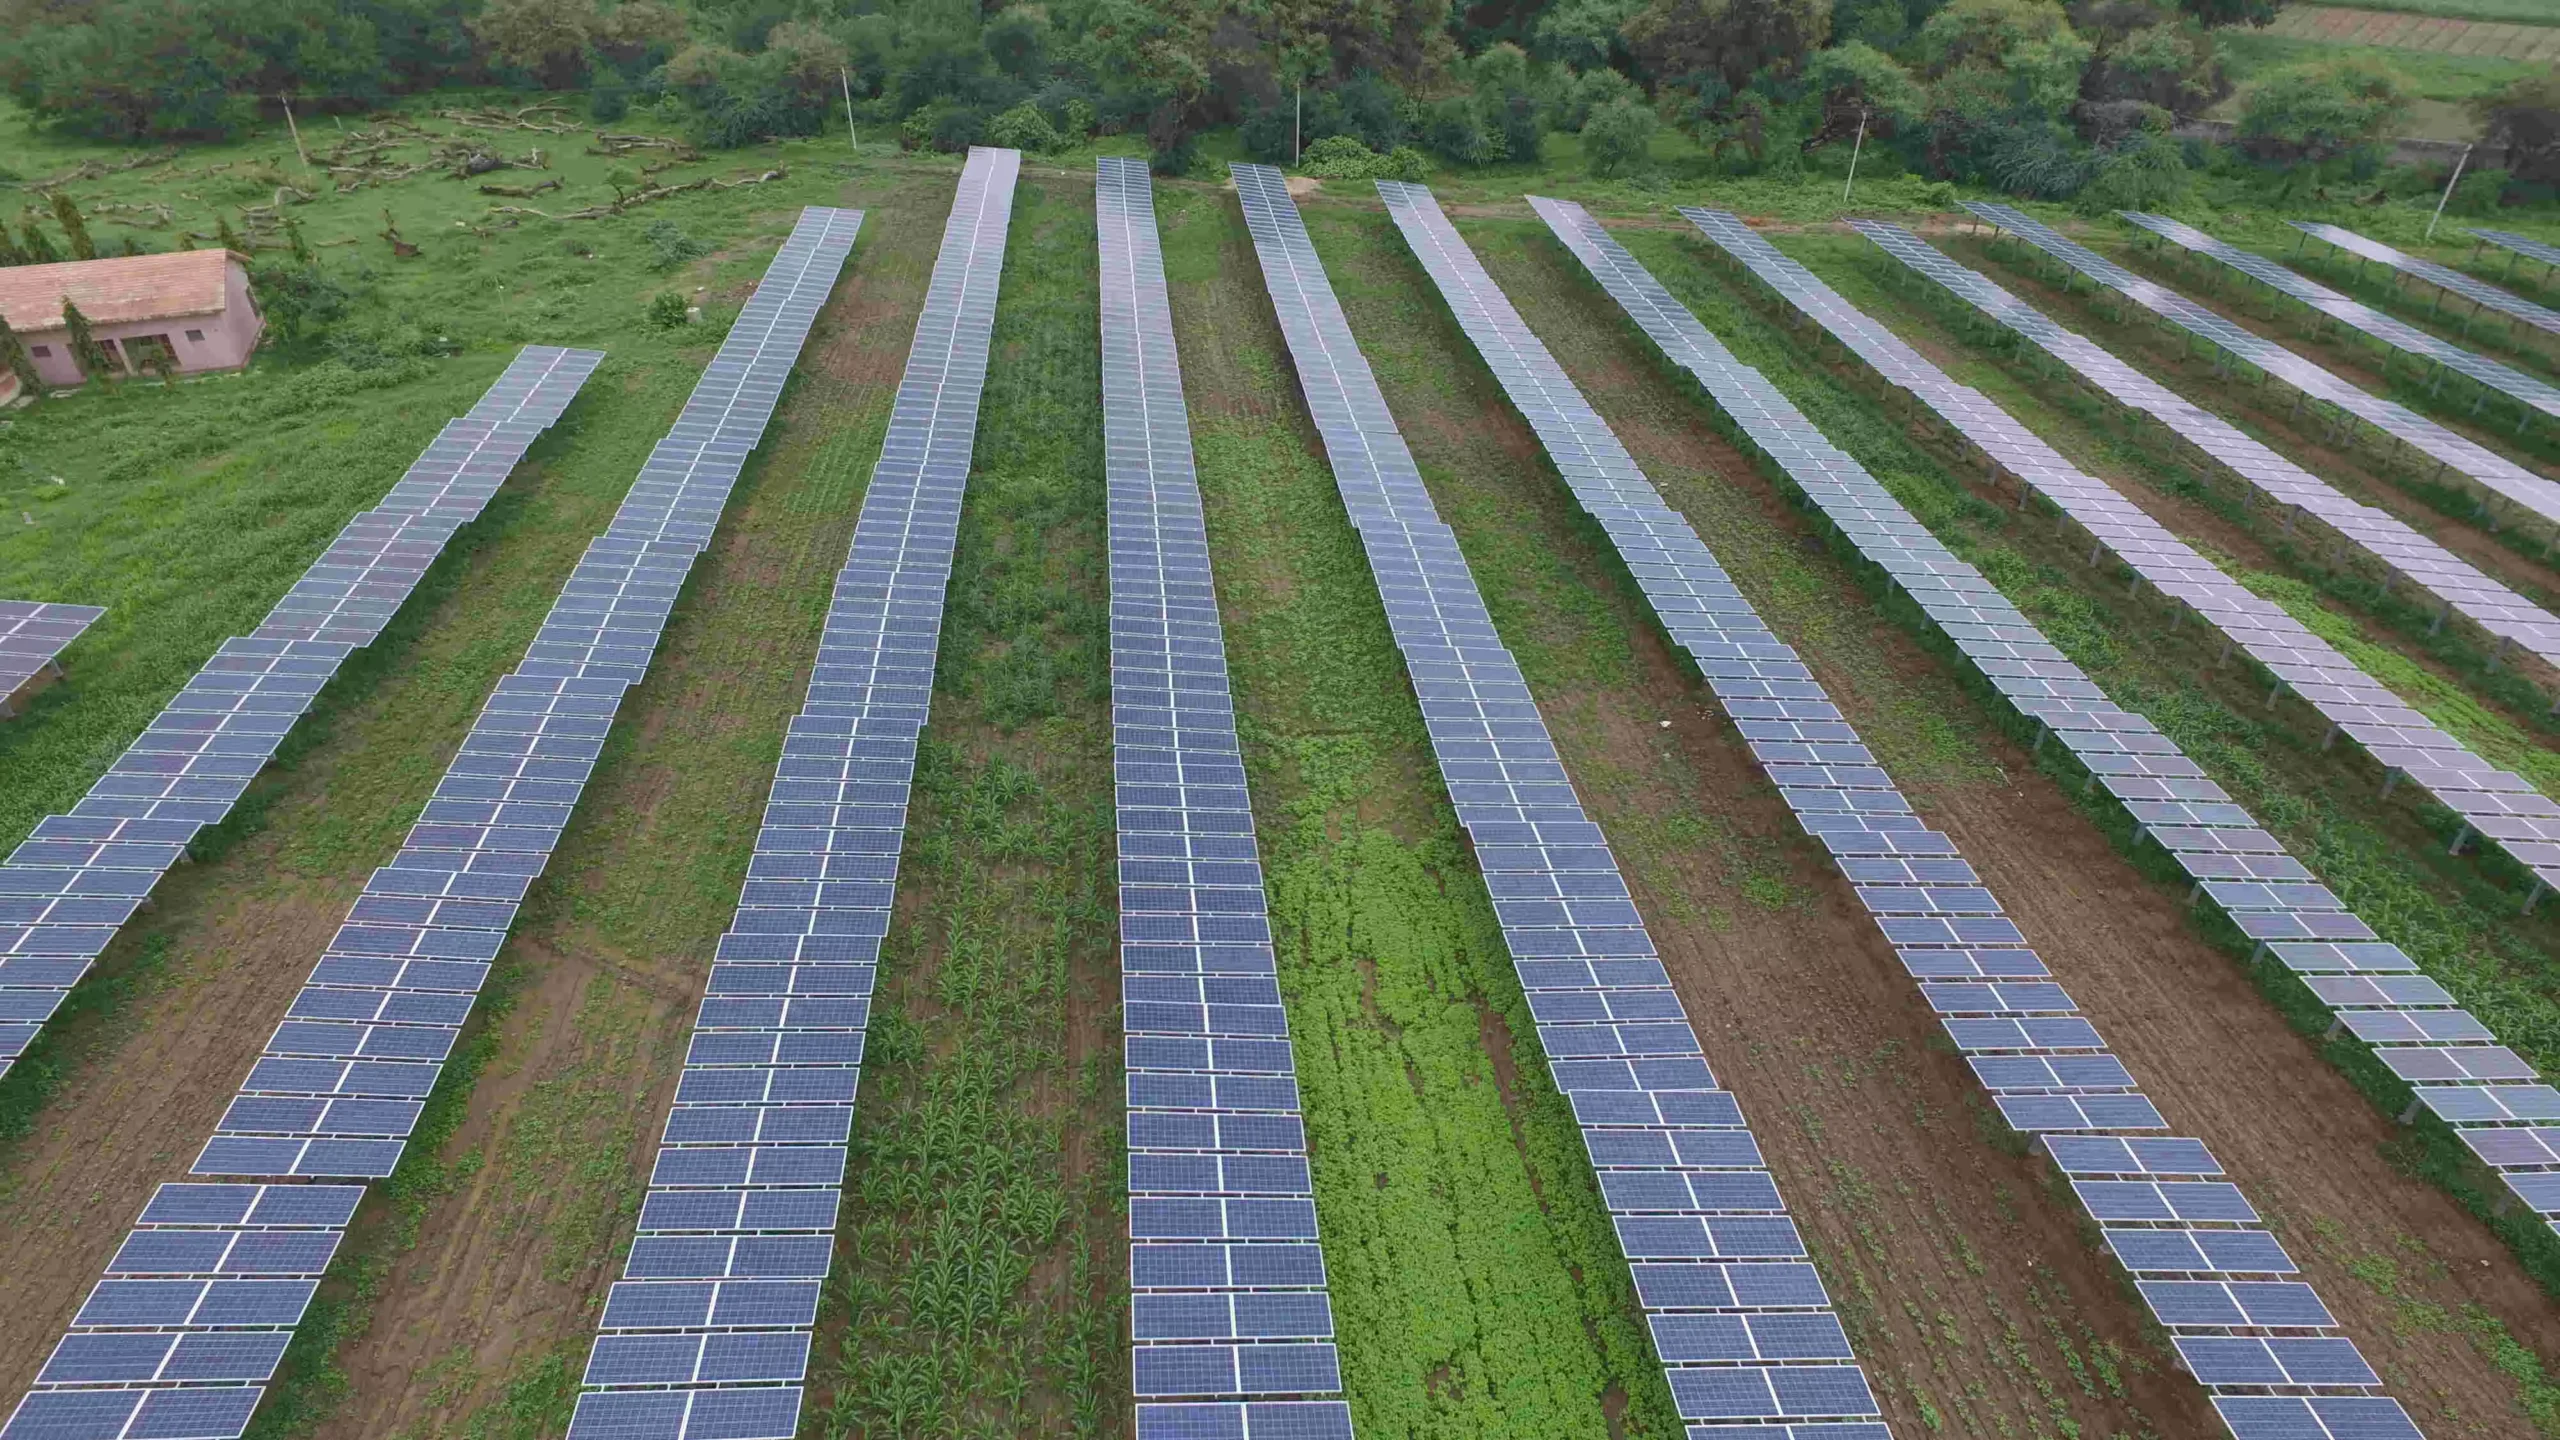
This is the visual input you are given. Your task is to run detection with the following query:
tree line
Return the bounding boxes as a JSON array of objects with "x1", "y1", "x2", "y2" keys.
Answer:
[{"x1": 2, "y1": 0, "x2": 2555, "y2": 207}]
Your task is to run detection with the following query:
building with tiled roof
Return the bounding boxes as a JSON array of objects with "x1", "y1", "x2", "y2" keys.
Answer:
[{"x1": 0, "y1": 249, "x2": 264, "y2": 396}]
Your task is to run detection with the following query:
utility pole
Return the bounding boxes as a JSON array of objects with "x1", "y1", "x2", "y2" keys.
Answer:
[
  {"x1": 1841, "y1": 108, "x2": 1868, "y2": 206},
  {"x1": 841, "y1": 69, "x2": 858, "y2": 150},
  {"x1": 2425, "y1": 143, "x2": 2472, "y2": 243},
  {"x1": 1294, "y1": 86, "x2": 1303, "y2": 166},
  {"x1": 280, "y1": 94, "x2": 309, "y2": 169}
]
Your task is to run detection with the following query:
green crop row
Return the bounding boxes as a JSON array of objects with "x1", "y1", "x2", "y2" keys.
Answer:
[{"x1": 808, "y1": 177, "x2": 1125, "y2": 1440}]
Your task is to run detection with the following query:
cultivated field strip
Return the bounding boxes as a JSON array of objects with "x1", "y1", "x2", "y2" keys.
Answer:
[
  {"x1": 2291, "y1": 222, "x2": 2560, "y2": 344},
  {"x1": 1099, "y1": 156, "x2": 1358, "y2": 1440},
  {"x1": 1232, "y1": 161, "x2": 1888, "y2": 1438},
  {"x1": 2119, "y1": 212, "x2": 2560, "y2": 432},
  {"x1": 1855, "y1": 222, "x2": 2560, "y2": 696},
  {"x1": 0, "y1": 601, "x2": 107, "y2": 715},
  {"x1": 0, "y1": 210, "x2": 861, "y2": 1440},
  {"x1": 1695, "y1": 211, "x2": 2560, "y2": 916},
  {"x1": 1963, "y1": 204, "x2": 2560, "y2": 539},
  {"x1": 2475, "y1": 230, "x2": 2560, "y2": 280},
  {"x1": 1519, "y1": 193, "x2": 2424, "y2": 1440},
  {"x1": 0, "y1": 345, "x2": 599, "y2": 1086},
  {"x1": 556, "y1": 148, "x2": 1016, "y2": 1440},
  {"x1": 1650, "y1": 206, "x2": 2560, "y2": 1266}
]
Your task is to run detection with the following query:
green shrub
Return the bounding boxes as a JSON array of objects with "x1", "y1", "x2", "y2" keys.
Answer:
[
  {"x1": 2235, "y1": 60, "x2": 2408, "y2": 174},
  {"x1": 1581, "y1": 97, "x2": 1659, "y2": 177},
  {"x1": 647, "y1": 291, "x2": 690, "y2": 329},
  {"x1": 986, "y1": 100, "x2": 1064, "y2": 153},
  {"x1": 644, "y1": 220, "x2": 707, "y2": 271}
]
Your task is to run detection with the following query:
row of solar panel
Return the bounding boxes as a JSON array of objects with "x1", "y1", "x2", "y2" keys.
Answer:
[
  {"x1": 0, "y1": 348, "x2": 602, "y2": 1100},
  {"x1": 1101, "y1": 154, "x2": 1357, "y2": 1440},
  {"x1": 1517, "y1": 194, "x2": 2419, "y2": 1440},
  {"x1": 2476, "y1": 229, "x2": 2560, "y2": 275},
  {"x1": 1964, "y1": 201, "x2": 2560, "y2": 575},
  {"x1": 3, "y1": 213, "x2": 863, "y2": 1440},
  {"x1": 2122, "y1": 211, "x2": 2560, "y2": 430},
  {"x1": 1853, "y1": 219, "x2": 2560, "y2": 693},
  {"x1": 2294, "y1": 222, "x2": 2560, "y2": 344},
  {"x1": 1689, "y1": 207, "x2": 2560, "y2": 1257},
  {"x1": 558, "y1": 152, "x2": 1011, "y2": 1440},
  {"x1": 1232, "y1": 163, "x2": 1886, "y2": 1436},
  {"x1": 0, "y1": 600, "x2": 108, "y2": 711}
]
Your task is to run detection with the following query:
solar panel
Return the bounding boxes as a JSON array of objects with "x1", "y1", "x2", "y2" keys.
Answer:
[
  {"x1": 0, "y1": 600, "x2": 108, "y2": 713},
  {"x1": 0, "y1": 346, "x2": 601, "y2": 1090},
  {"x1": 2292, "y1": 222, "x2": 2560, "y2": 344},
  {"x1": 1855, "y1": 220, "x2": 2560, "y2": 710},
  {"x1": 1101, "y1": 157, "x2": 1354, "y2": 1428},
  {"x1": 2120, "y1": 211, "x2": 2560, "y2": 431},
  {"x1": 2472, "y1": 229, "x2": 2560, "y2": 280},
  {"x1": 1963, "y1": 201, "x2": 2560, "y2": 544},
  {"x1": 549, "y1": 152, "x2": 1016, "y2": 1439},
  {"x1": 1232, "y1": 161, "x2": 1880, "y2": 1429},
  {"x1": 1523, "y1": 192, "x2": 2414, "y2": 1427},
  {"x1": 1688, "y1": 202, "x2": 2560, "y2": 1245},
  {"x1": 4, "y1": 209, "x2": 863, "y2": 1440}
]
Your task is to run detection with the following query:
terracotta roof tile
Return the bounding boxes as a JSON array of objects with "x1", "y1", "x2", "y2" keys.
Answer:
[{"x1": 0, "y1": 250, "x2": 240, "y2": 332}]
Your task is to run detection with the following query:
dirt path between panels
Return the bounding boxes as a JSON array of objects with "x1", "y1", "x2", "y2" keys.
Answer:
[
  {"x1": 306, "y1": 176, "x2": 949, "y2": 1440},
  {"x1": 1452, "y1": 219, "x2": 2560, "y2": 1436}
]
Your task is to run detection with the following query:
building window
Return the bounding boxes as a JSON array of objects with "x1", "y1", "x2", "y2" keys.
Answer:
[
  {"x1": 29, "y1": 345, "x2": 49, "y2": 357},
  {"x1": 184, "y1": 329, "x2": 204, "y2": 343}
]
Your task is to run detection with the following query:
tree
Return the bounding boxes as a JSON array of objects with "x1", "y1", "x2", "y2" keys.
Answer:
[
  {"x1": 49, "y1": 191, "x2": 95, "y2": 261},
  {"x1": 1531, "y1": 0, "x2": 1642, "y2": 69},
  {"x1": 1912, "y1": 0, "x2": 2094, "y2": 182},
  {"x1": 2476, "y1": 72, "x2": 2560, "y2": 193},
  {"x1": 18, "y1": 217, "x2": 59, "y2": 264},
  {"x1": 1799, "y1": 39, "x2": 1923, "y2": 149},
  {"x1": 1622, "y1": 0, "x2": 1829, "y2": 100},
  {"x1": 0, "y1": 314, "x2": 40, "y2": 399},
  {"x1": 470, "y1": 0, "x2": 599, "y2": 88},
  {"x1": 1581, "y1": 95, "x2": 1658, "y2": 175},
  {"x1": 60, "y1": 296, "x2": 112, "y2": 383},
  {"x1": 2235, "y1": 60, "x2": 2406, "y2": 175},
  {"x1": 2179, "y1": 0, "x2": 2280, "y2": 26}
]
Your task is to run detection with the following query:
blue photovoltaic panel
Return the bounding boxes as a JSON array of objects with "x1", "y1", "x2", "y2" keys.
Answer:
[
  {"x1": 0, "y1": 345, "x2": 601, "y2": 1089},
  {"x1": 0, "y1": 600, "x2": 108, "y2": 711},
  {"x1": 1231, "y1": 160, "x2": 1880, "y2": 1430},
  {"x1": 1856, "y1": 220, "x2": 2560, "y2": 710},
  {"x1": 3, "y1": 211, "x2": 860, "y2": 1440},
  {"x1": 1100, "y1": 157, "x2": 1354, "y2": 1432},
  {"x1": 2117, "y1": 211, "x2": 2560, "y2": 432},
  {"x1": 1684, "y1": 208, "x2": 2560, "y2": 1246},
  {"x1": 2292, "y1": 222, "x2": 2560, "y2": 343},
  {"x1": 553, "y1": 148, "x2": 1017, "y2": 1440},
  {"x1": 1527, "y1": 194, "x2": 2416, "y2": 1437},
  {"x1": 2473, "y1": 229, "x2": 2560, "y2": 278},
  {"x1": 1961, "y1": 201, "x2": 2560, "y2": 548}
]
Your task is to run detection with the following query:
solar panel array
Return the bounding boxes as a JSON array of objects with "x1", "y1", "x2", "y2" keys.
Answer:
[
  {"x1": 2291, "y1": 222, "x2": 2560, "y2": 343},
  {"x1": 2119, "y1": 210, "x2": 2560, "y2": 431},
  {"x1": 554, "y1": 148, "x2": 1015, "y2": 1440},
  {"x1": 1232, "y1": 162, "x2": 1885, "y2": 1439},
  {"x1": 1853, "y1": 220, "x2": 2560, "y2": 699},
  {"x1": 0, "y1": 210, "x2": 861, "y2": 1440},
  {"x1": 2473, "y1": 229, "x2": 2560, "y2": 277},
  {"x1": 1962, "y1": 202, "x2": 2560, "y2": 535},
  {"x1": 1671, "y1": 205, "x2": 2560, "y2": 1255},
  {"x1": 0, "y1": 600, "x2": 107, "y2": 714},
  {"x1": 1699, "y1": 208, "x2": 2560, "y2": 905},
  {"x1": 1100, "y1": 156, "x2": 1357, "y2": 1440},
  {"x1": 1534, "y1": 195, "x2": 2428, "y2": 1440},
  {"x1": 0, "y1": 345, "x2": 599, "y2": 1089}
]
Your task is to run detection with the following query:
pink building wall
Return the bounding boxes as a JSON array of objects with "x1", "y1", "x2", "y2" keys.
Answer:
[{"x1": 18, "y1": 256, "x2": 263, "y2": 388}]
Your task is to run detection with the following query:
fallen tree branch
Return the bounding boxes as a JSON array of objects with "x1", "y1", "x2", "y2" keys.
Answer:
[{"x1": 477, "y1": 176, "x2": 565, "y2": 198}]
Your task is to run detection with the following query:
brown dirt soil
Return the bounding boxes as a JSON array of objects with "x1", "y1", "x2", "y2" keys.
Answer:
[
  {"x1": 1419, "y1": 220, "x2": 2560, "y2": 1435},
  {"x1": 312, "y1": 177, "x2": 946, "y2": 1440}
]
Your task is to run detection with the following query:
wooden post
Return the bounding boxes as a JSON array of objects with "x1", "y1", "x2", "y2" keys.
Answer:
[
  {"x1": 841, "y1": 69, "x2": 857, "y2": 149},
  {"x1": 280, "y1": 94, "x2": 309, "y2": 169}
]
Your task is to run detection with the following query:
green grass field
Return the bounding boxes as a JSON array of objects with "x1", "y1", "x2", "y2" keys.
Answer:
[{"x1": 7, "y1": 88, "x2": 2560, "y2": 1440}]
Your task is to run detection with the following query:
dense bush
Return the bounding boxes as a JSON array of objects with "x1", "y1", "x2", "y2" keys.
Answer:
[
  {"x1": 1579, "y1": 95, "x2": 1658, "y2": 175},
  {"x1": 2235, "y1": 60, "x2": 2408, "y2": 177},
  {"x1": 2476, "y1": 73, "x2": 2560, "y2": 196},
  {"x1": 1296, "y1": 135, "x2": 1431, "y2": 180}
]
